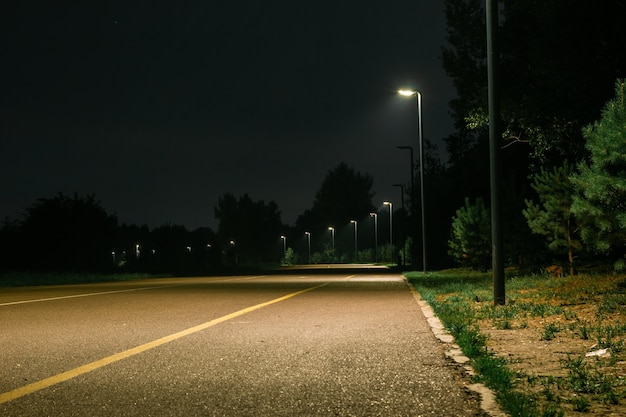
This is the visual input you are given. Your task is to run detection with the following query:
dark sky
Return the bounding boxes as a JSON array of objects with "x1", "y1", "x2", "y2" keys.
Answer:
[{"x1": 1, "y1": 1, "x2": 455, "y2": 230}]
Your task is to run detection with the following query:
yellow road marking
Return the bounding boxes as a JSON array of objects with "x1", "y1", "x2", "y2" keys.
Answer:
[
  {"x1": 0, "y1": 282, "x2": 327, "y2": 404},
  {"x1": 0, "y1": 276, "x2": 265, "y2": 307}
]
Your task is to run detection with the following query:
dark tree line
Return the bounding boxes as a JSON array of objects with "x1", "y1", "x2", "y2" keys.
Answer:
[{"x1": 0, "y1": 194, "x2": 221, "y2": 274}]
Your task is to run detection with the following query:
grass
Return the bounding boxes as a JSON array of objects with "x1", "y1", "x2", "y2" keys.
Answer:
[{"x1": 406, "y1": 268, "x2": 626, "y2": 416}]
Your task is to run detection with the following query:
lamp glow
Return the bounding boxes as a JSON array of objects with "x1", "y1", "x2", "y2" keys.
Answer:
[{"x1": 398, "y1": 89, "x2": 416, "y2": 97}]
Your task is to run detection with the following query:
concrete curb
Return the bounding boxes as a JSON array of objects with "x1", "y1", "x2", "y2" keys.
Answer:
[{"x1": 405, "y1": 279, "x2": 507, "y2": 417}]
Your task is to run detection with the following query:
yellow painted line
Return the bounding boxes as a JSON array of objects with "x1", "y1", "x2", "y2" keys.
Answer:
[
  {"x1": 0, "y1": 282, "x2": 327, "y2": 404},
  {"x1": 0, "y1": 276, "x2": 265, "y2": 307}
]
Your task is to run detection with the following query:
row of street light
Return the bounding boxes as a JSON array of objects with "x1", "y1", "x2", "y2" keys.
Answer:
[
  {"x1": 283, "y1": 88, "x2": 427, "y2": 270},
  {"x1": 281, "y1": 201, "x2": 394, "y2": 264}
]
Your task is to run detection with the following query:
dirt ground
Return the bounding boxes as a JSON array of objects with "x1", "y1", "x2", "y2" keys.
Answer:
[{"x1": 477, "y1": 301, "x2": 626, "y2": 416}]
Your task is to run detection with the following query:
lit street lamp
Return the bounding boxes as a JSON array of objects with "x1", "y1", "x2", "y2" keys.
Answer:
[
  {"x1": 328, "y1": 227, "x2": 335, "y2": 251},
  {"x1": 369, "y1": 213, "x2": 378, "y2": 263},
  {"x1": 350, "y1": 220, "x2": 358, "y2": 260},
  {"x1": 383, "y1": 201, "x2": 393, "y2": 248},
  {"x1": 280, "y1": 235, "x2": 286, "y2": 256},
  {"x1": 398, "y1": 88, "x2": 427, "y2": 273},
  {"x1": 305, "y1": 231, "x2": 311, "y2": 264},
  {"x1": 392, "y1": 184, "x2": 406, "y2": 265}
]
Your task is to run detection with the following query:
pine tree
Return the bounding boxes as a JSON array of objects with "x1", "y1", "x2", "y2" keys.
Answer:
[
  {"x1": 571, "y1": 79, "x2": 626, "y2": 268},
  {"x1": 448, "y1": 197, "x2": 491, "y2": 270},
  {"x1": 523, "y1": 161, "x2": 580, "y2": 275}
]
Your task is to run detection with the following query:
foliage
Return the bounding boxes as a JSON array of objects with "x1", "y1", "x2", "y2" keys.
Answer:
[
  {"x1": 523, "y1": 161, "x2": 581, "y2": 274},
  {"x1": 214, "y1": 193, "x2": 284, "y2": 264},
  {"x1": 442, "y1": 0, "x2": 626, "y2": 166},
  {"x1": 281, "y1": 247, "x2": 298, "y2": 265},
  {"x1": 571, "y1": 80, "x2": 626, "y2": 262},
  {"x1": 297, "y1": 162, "x2": 374, "y2": 234},
  {"x1": 17, "y1": 193, "x2": 118, "y2": 271},
  {"x1": 448, "y1": 197, "x2": 491, "y2": 269}
]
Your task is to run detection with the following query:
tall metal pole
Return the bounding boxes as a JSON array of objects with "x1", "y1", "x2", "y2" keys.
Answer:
[
  {"x1": 369, "y1": 214, "x2": 378, "y2": 263},
  {"x1": 305, "y1": 231, "x2": 311, "y2": 264},
  {"x1": 487, "y1": 0, "x2": 505, "y2": 305},
  {"x1": 392, "y1": 184, "x2": 406, "y2": 266},
  {"x1": 350, "y1": 220, "x2": 358, "y2": 260},
  {"x1": 384, "y1": 201, "x2": 393, "y2": 248},
  {"x1": 416, "y1": 92, "x2": 427, "y2": 273}
]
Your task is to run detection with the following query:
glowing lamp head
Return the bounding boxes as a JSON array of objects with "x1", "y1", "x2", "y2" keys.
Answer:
[{"x1": 398, "y1": 89, "x2": 416, "y2": 97}]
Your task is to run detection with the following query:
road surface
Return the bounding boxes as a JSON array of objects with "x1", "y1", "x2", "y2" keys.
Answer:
[{"x1": 0, "y1": 268, "x2": 486, "y2": 416}]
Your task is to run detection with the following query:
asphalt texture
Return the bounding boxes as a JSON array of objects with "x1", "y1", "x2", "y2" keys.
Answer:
[{"x1": 0, "y1": 269, "x2": 487, "y2": 416}]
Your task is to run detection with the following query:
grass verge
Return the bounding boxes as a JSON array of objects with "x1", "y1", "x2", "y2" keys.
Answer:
[{"x1": 406, "y1": 268, "x2": 626, "y2": 417}]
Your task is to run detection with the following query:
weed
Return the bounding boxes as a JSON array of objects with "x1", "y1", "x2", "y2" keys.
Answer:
[
  {"x1": 571, "y1": 394, "x2": 591, "y2": 412},
  {"x1": 577, "y1": 321, "x2": 591, "y2": 340},
  {"x1": 456, "y1": 327, "x2": 487, "y2": 357},
  {"x1": 604, "y1": 389, "x2": 620, "y2": 405},
  {"x1": 541, "y1": 404, "x2": 565, "y2": 417},
  {"x1": 564, "y1": 355, "x2": 615, "y2": 394},
  {"x1": 541, "y1": 323, "x2": 561, "y2": 341}
]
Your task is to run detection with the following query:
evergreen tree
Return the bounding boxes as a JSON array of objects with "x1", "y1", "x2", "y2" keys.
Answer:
[
  {"x1": 448, "y1": 197, "x2": 491, "y2": 270},
  {"x1": 523, "y1": 161, "x2": 580, "y2": 275},
  {"x1": 571, "y1": 80, "x2": 626, "y2": 268}
]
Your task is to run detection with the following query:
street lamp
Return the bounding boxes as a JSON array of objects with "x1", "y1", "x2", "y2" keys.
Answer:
[
  {"x1": 304, "y1": 231, "x2": 311, "y2": 264},
  {"x1": 369, "y1": 213, "x2": 378, "y2": 263},
  {"x1": 392, "y1": 184, "x2": 406, "y2": 265},
  {"x1": 328, "y1": 227, "x2": 335, "y2": 251},
  {"x1": 383, "y1": 201, "x2": 393, "y2": 248},
  {"x1": 398, "y1": 88, "x2": 427, "y2": 273},
  {"x1": 280, "y1": 235, "x2": 286, "y2": 256},
  {"x1": 396, "y1": 145, "x2": 415, "y2": 198},
  {"x1": 350, "y1": 220, "x2": 358, "y2": 261}
]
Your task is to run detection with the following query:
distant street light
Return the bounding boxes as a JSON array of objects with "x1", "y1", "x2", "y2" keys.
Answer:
[
  {"x1": 398, "y1": 88, "x2": 427, "y2": 273},
  {"x1": 280, "y1": 235, "x2": 286, "y2": 255},
  {"x1": 392, "y1": 184, "x2": 406, "y2": 265},
  {"x1": 328, "y1": 227, "x2": 335, "y2": 251},
  {"x1": 305, "y1": 231, "x2": 311, "y2": 263},
  {"x1": 369, "y1": 213, "x2": 378, "y2": 263},
  {"x1": 350, "y1": 220, "x2": 358, "y2": 260},
  {"x1": 383, "y1": 201, "x2": 393, "y2": 248},
  {"x1": 396, "y1": 145, "x2": 415, "y2": 199}
]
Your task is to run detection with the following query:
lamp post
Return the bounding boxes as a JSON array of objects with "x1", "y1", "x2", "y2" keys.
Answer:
[
  {"x1": 369, "y1": 213, "x2": 378, "y2": 263},
  {"x1": 280, "y1": 235, "x2": 286, "y2": 256},
  {"x1": 328, "y1": 227, "x2": 335, "y2": 252},
  {"x1": 396, "y1": 145, "x2": 414, "y2": 201},
  {"x1": 350, "y1": 220, "x2": 358, "y2": 261},
  {"x1": 304, "y1": 232, "x2": 311, "y2": 264},
  {"x1": 383, "y1": 201, "x2": 393, "y2": 247},
  {"x1": 398, "y1": 89, "x2": 427, "y2": 273},
  {"x1": 392, "y1": 184, "x2": 406, "y2": 265}
]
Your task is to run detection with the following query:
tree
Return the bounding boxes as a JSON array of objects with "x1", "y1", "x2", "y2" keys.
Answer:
[
  {"x1": 442, "y1": 0, "x2": 626, "y2": 167},
  {"x1": 18, "y1": 193, "x2": 118, "y2": 271},
  {"x1": 448, "y1": 197, "x2": 491, "y2": 270},
  {"x1": 306, "y1": 162, "x2": 374, "y2": 228},
  {"x1": 296, "y1": 162, "x2": 374, "y2": 257},
  {"x1": 571, "y1": 80, "x2": 626, "y2": 268},
  {"x1": 523, "y1": 161, "x2": 581, "y2": 275},
  {"x1": 214, "y1": 193, "x2": 284, "y2": 264}
]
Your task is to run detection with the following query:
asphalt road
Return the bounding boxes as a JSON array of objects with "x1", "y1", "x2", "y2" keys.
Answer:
[{"x1": 0, "y1": 268, "x2": 486, "y2": 416}]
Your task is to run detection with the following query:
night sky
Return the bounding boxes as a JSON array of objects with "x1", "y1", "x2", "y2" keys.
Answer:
[{"x1": 1, "y1": 1, "x2": 455, "y2": 230}]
